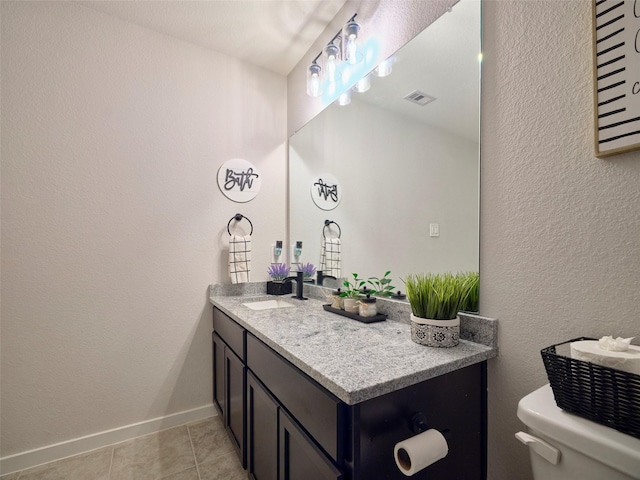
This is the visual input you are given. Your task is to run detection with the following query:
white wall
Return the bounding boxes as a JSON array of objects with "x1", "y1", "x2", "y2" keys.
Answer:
[
  {"x1": 289, "y1": 1, "x2": 640, "y2": 480},
  {"x1": 1, "y1": 0, "x2": 286, "y2": 462},
  {"x1": 482, "y1": 1, "x2": 640, "y2": 479},
  {"x1": 289, "y1": 98, "x2": 479, "y2": 287}
]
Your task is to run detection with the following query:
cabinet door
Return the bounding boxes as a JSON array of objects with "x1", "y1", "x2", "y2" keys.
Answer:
[
  {"x1": 212, "y1": 333, "x2": 225, "y2": 417},
  {"x1": 247, "y1": 372, "x2": 278, "y2": 480},
  {"x1": 225, "y1": 345, "x2": 246, "y2": 467},
  {"x1": 279, "y1": 410, "x2": 343, "y2": 480}
]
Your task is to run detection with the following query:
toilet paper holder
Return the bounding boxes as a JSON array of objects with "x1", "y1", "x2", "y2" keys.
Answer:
[
  {"x1": 410, "y1": 412, "x2": 429, "y2": 434},
  {"x1": 395, "y1": 413, "x2": 451, "y2": 476},
  {"x1": 409, "y1": 412, "x2": 451, "y2": 440}
]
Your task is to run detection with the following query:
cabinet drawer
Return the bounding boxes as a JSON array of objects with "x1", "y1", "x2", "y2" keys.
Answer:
[
  {"x1": 247, "y1": 333, "x2": 344, "y2": 463},
  {"x1": 213, "y1": 307, "x2": 245, "y2": 360}
]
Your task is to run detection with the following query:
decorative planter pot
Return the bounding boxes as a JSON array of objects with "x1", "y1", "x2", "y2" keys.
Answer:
[
  {"x1": 266, "y1": 281, "x2": 292, "y2": 296},
  {"x1": 410, "y1": 314, "x2": 460, "y2": 348},
  {"x1": 343, "y1": 298, "x2": 360, "y2": 314}
]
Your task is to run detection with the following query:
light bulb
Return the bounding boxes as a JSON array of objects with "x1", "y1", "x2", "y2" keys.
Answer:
[
  {"x1": 323, "y1": 44, "x2": 340, "y2": 83},
  {"x1": 343, "y1": 21, "x2": 362, "y2": 65},
  {"x1": 353, "y1": 75, "x2": 370, "y2": 93},
  {"x1": 374, "y1": 58, "x2": 393, "y2": 77},
  {"x1": 335, "y1": 90, "x2": 351, "y2": 106},
  {"x1": 306, "y1": 63, "x2": 323, "y2": 97}
]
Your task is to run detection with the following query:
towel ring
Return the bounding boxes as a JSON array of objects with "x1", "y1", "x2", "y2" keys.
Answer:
[
  {"x1": 227, "y1": 214, "x2": 253, "y2": 236},
  {"x1": 323, "y1": 219, "x2": 341, "y2": 239}
]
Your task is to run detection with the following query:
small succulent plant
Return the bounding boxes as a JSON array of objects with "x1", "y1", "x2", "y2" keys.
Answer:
[
  {"x1": 297, "y1": 262, "x2": 316, "y2": 280},
  {"x1": 267, "y1": 263, "x2": 290, "y2": 282},
  {"x1": 340, "y1": 273, "x2": 366, "y2": 299},
  {"x1": 367, "y1": 271, "x2": 396, "y2": 297}
]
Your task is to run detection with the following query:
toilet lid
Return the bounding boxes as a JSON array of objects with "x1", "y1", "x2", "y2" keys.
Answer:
[{"x1": 517, "y1": 384, "x2": 640, "y2": 479}]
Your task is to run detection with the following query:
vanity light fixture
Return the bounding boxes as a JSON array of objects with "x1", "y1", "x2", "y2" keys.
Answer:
[
  {"x1": 306, "y1": 14, "x2": 360, "y2": 99},
  {"x1": 305, "y1": 15, "x2": 392, "y2": 102}
]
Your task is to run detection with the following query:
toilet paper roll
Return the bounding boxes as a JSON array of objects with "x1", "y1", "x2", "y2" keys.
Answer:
[
  {"x1": 570, "y1": 340, "x2": 640, "y2": 376},
  {"x1": 394, "y1": 429, "x2": 449, "y2": 476}
]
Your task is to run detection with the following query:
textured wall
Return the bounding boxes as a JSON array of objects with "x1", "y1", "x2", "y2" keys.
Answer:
[
  {"x1": 1, "y1": 1, "x2": 286, "y2": 457},
  {"x1": 481, "y1": 1, "x2": 640, "y2": 479}
]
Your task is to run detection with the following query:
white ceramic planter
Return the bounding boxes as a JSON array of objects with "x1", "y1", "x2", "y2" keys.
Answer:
[
  {"x1": 343, "y1": 298, "x2": 360, "y2": 314},
  {"x1": 410, "y1": 314, "x2": 460, "y2": 348}
]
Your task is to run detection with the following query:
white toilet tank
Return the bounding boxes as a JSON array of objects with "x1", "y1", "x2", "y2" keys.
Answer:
[{"x1": 517, "y1": 384, "x2": 640, "y2": 480}]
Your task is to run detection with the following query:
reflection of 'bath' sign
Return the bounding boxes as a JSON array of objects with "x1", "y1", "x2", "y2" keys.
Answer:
[
  {"x1": 311, "y1": 173, "x2": 341, "y2": 211},
  {"x1": 593, "y1": 0, "x2": 640, "y2": 157},
  {"x1": 217, "y1": 159, "x2": 261, "y2": 203}
]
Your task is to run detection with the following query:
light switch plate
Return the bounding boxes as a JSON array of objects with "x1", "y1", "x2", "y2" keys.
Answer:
[{"x1": 430, "y1": 223, "x2": 440, "y2": 237}]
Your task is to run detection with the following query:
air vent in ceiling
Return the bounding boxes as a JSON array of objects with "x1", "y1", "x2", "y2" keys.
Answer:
[{"x1": 403, "y1": 90, "x2": 436, "y2": 106}]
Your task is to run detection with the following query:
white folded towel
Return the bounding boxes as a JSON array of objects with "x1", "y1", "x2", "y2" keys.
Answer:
[
  {"x1": 228, "y1": 235, "x2": 251, "y2": 284},
  {"x1": 319, "y1": 237, "x2": 341, "y2": 279}
]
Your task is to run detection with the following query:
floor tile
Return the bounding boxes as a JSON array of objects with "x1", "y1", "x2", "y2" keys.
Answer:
[
  {"x1": 0, "y1": 473, "x2": 21, "y2": 480},
  {"x1": 17, "y1": 448, "x2": 112, "y2": 480},
  {"x1": 197, "y1": 453, "x2": 245, "y2": 480},
  {"x1": 187, "y1": 417, "x2": 234, "y2": 465},
  {"x1": 158, "y1": 467, "x2": 199, "y2": 480},
  {"x1": 110, "y1": 426, "x2": 195, "y2": 480}
]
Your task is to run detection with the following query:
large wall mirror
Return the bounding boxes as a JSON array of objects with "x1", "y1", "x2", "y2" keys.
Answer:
[{"x1": 289, "y1": 0, "x2": 480, "y2": 299}]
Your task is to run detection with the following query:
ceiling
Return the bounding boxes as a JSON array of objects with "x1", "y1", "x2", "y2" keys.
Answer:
[
  {"x1": 75, "y1": 0, "x2": 347, "y2": 76},
  {"x1": 75, "y1": 0, "x2": 480, "y2": 142}
]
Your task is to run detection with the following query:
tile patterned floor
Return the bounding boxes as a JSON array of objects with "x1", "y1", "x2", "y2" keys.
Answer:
[{"x1": 1, "y1": 417, "x2": 245, "y2": 480}]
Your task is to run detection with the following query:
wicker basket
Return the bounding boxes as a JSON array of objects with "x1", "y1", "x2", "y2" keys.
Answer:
[{"x1": 541, "y1": 337, "x2": 640, "y2": 439}]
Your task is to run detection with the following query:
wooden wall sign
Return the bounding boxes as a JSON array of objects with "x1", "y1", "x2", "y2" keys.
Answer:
[{"x1": 593, "y1": 0, "x2": 640, "y2": 157}]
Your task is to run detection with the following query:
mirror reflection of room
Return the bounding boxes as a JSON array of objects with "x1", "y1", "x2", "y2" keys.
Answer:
[{"x1": 289, "y1": 0, "x2": 480, "y2": 292}]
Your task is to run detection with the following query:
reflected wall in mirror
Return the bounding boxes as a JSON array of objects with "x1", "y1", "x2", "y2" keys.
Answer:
[{"x1": 289, "y1": 0, "x2": 480, "y2": 302}]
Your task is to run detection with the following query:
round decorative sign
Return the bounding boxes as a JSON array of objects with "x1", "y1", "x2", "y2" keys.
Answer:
[
  {"x1": 310, "y1": 173, "x2": 341, "y2": 211},
  {"x1": 217, "y1": 159, "x2": 261, "y2": 203}
]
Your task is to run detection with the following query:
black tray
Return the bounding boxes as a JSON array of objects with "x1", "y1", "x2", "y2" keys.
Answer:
[{"x1": 322, "y1": 304, "x2": 387, "y2": 323}]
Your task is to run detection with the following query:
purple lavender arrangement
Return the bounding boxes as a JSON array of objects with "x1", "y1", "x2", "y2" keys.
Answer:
[
  {"x1": 297, "y1": 262, "x2": 316, "y2": 280},
  {"x1": 267, "y1": 263, "x2": 290, "y2": 282}
]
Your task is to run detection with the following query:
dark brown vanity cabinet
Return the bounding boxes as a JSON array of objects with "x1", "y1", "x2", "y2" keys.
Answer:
[
  {"x1": 213, "y1": 307, "x2": 487, "y2": 480},
  {"x1": 246, "y1": 332, "x2": 344, "y2": 480},
  {"x1": 212, "y1": 308, "x2": 246, "y2": 468},
  {"x1": 246, "y1": 371, "x2": 278, "y2": 480},
  {"x1": 279, "y1": 409, "x2": 343, "y2": 480}
]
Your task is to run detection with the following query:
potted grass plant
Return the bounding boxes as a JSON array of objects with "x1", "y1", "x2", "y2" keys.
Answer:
[{"x1": 403, "y1": 272, "x2": 476, "y2": 347}]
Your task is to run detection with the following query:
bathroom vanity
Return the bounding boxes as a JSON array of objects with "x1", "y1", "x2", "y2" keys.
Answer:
[{"x1": 210, "y1": 285, "x2": 497, "y2": 480}]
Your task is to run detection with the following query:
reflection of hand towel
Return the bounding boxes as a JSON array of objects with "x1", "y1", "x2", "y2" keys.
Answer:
[
  {"x1": 319, "y1": 237, "x2": 341, "y2": 278},
  {"x1": 229, "y1": 235, "x2": 251, "y2": 284}
]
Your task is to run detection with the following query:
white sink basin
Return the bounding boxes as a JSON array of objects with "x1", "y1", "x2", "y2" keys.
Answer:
[{"x1": 242, "y1": 299, "x2": 295, "y2": 311}]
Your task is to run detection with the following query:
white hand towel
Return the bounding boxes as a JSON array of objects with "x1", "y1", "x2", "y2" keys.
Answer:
[
  {"x1": 228, "y1": 235, "x2": 251, "y2": 284},
  {"x1": 319, "y1": 237, "x2": 341, "y2": 279}
]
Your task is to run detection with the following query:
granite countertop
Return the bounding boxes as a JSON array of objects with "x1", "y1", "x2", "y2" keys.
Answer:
[{"x1": 209, "y1": 283, "x2": 497, "y2": 405}]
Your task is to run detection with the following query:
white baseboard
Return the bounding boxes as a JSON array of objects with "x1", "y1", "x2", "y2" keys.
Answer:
[{"x1": 0, "y1": 404, "x2": 217, "y2": 476}]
